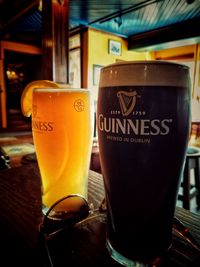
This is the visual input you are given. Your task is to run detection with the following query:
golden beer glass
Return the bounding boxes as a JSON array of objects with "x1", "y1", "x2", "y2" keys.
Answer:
[{"x1": 32, "y1": 88, "x2": 93, "y2": 218}]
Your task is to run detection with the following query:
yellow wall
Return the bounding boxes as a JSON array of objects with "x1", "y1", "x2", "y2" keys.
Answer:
[
  {"x1": 86, "y1": 28, "x2": 148, "y2": 101},
  {"x1": 84, "y1": 29, "x2": 200, "y2": 122},
  {"x1": 154, "y1": 45, "x2": 195, "y2": 60},
  {"x1": 153, "y1": 43, "x2": 200, "y2": 122}
]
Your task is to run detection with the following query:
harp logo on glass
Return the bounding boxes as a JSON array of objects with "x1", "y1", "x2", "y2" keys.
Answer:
[
  {"x1": 117, "y1": 90, "x2": 139, "y2": 116},
  {"x1": 98, "y1": 90, "x2": 173, "y2": 138}
]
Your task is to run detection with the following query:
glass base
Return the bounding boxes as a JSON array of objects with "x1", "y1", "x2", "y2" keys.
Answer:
[
  {"x1": 106, "y1": 239, "x2": 163, "y2": 267},
  {"x1": 41, "y1": 194, "x2": 90, "y2": 221}
]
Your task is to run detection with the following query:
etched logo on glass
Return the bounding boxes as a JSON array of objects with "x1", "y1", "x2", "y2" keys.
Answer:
[
  {"x1": 74, "y1": 99, "x2": 85, "y2": 112},
  {"x1": 117, "y1": 90, "x2": 139, "y2": 116}
]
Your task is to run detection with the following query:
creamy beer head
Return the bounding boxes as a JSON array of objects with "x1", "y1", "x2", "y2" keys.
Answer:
[{"x1": 99, "y1": 60, "x2": 190, "y2": 87}]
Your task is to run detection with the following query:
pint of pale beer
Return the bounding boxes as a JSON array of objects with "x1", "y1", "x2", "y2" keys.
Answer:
[
  {"x1": 97, "y1": 61, "x2": 191, "y2": 266},
  {"x1": 32, "y1": 88, "x2": 93, "y2": 215}
]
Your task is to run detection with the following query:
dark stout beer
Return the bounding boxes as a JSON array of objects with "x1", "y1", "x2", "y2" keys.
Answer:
[{"x1": 97, "y1": 61, "x2": 191, "y2": 265}]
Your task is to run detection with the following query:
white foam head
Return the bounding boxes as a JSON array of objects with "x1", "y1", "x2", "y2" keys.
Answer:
[{"x1": 99, "y1": 61, "x2": 190, "y2": 87}]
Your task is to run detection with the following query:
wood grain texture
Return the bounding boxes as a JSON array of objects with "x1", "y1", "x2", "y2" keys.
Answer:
[{"x1": 0, "y1": 164, "x2": 200, "y2": 266}]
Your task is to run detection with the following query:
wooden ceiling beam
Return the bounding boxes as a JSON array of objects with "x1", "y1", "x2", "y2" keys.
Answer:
[{"x1": 128, "y1": 17, "x2": 200, "y2": 51}]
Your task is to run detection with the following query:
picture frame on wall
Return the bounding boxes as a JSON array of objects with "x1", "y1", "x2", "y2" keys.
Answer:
[
  {"x1": 108, "y1": 39, "x2": 122, "y2": 56},
  {"x1": 69, "y1": 48, "x2": 81, "y2": 88},
  {"x1": 69, "y1": 34, "x2": 80, "y2": 50},
  {"x1": 93, "y1": 64, "x2": 103, "y2": 86}
]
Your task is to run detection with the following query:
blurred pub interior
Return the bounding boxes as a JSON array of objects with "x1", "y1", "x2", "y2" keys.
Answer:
[
  {"x1": 0, "y1": 0, "x2": 200, "y2": 211},
  {"x1": 0, "y1": 0, "x2": 199, "y2": 133}
]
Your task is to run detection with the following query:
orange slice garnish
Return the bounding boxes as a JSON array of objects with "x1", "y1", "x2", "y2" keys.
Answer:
[{"x1": 21, "y1": 80, "x2": 60, "y2": 117}]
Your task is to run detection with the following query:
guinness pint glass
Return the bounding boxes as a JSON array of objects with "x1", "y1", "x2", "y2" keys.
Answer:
[{"x1": 97, "y1": 61, "x2": 191, "y2": 266}]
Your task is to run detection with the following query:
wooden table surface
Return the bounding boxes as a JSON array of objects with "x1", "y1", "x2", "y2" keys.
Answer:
[{"x1": 0, "y1": 162, "x2": 200, "y2": 266}]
